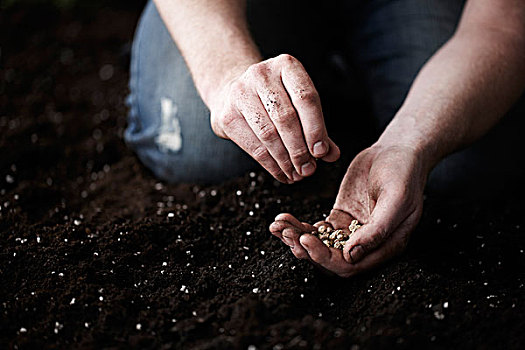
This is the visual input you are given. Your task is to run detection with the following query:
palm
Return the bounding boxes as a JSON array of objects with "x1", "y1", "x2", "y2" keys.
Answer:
[{"x1": 270, "y1": 145, "x2": 426, "y2": 278}]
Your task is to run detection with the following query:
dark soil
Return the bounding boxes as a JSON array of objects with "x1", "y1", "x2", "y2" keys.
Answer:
[{"x1": 1, "y1": 4, "x2": 524, "y2": 350}]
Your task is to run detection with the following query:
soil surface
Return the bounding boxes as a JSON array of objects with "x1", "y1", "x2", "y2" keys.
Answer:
[{"x1": 1, "y1": 4, "x2": 524, "y2": 349}]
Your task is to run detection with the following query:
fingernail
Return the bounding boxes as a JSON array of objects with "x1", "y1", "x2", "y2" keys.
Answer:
[
  {"x1": 292, "y1": 170, "x2": 302, "y2": 182},
  {"x1": 300, "y1": 162, "x2": 315, "y2": 176},
  {"x1": 286, "y1": 178, "x2": 294, "y2": 184},
  {"x1": 313, "y1": 141, "x2": 326, "y2": 157},
  {"x1": 349, "y1": 245, "x2": 364, "y2": 263}
]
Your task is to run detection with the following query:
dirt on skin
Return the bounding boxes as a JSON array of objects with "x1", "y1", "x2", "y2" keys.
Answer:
[{"x1": 1, "y1": 4, "x2": 525, "y2": 350}]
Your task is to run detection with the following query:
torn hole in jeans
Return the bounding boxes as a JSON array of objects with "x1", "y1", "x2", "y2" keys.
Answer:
[{"x1": 155, "y1": 97, "x2": 182, "y2": 154}]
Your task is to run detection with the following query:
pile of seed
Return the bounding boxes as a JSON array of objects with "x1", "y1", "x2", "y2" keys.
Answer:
[{"x1": 311, "y1": 220, "x2": 362, "y2": 250}]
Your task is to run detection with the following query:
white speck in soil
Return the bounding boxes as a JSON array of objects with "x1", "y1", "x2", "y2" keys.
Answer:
[
  {"x1": 192, "y1": 311, "x2": 197, "y2": 316},
  {"x1": 254, "y1": 203, "x2": 260, "y2": 209},
  {"x1": 36, "y1": 236, "x2": 41, "y2": 243},
  {"x1": 70, "y1": 298, "x2": 76, "y2": 305},
  {"x1": 171, "y1": 319, "x2": 177, "y2": 323},
  {"x1": 244, "y1": 256, "x2": 249, "y2": 260},
  {"x1": 248, "y1": 345, "x2": 257, "y2": 350},
  {"x1": 84, "y1": 323, "x2": 89, "y2": 328},
  {"x1": 236, "y1": 190, "x2": 242, "y2": 196},
  {"x1": 252, "y1": 288, "x2": 259, "y2": 293},
  {"x1": 19, "y1": 327, "x2": 27, "y2": 333},
  {"x1": 246, "y1": 231, "x2": 251, "y2": 236},
  {"x1": 58, "y1": 273, "x2": 64, "y2": 277},
  {"x1": 300, "y1": 294, "x2": 304, "y2": 298},
  {"x1": 162, "y1": 262, "x2": 167, "y2": 266},
  {"x1": 6, "y1": 175, "x2": 14, "y2": 183},
  {"x1": 167, "y1": 213, "x2": 174, "y2": 218},
  {"x1": 136, "y1": 323, "x2": 142, "y2": 330},
  {"x1": 210, "y1": 189, "x2": 217, "y2": 196},
  {"x1": 443, "y1": 301, "x2": 449, "y2": 308},
  {"x1": 99, "y1": 296, "x2": 103, "y2": 301},
  {"x1": 180, "y1": 285, "x2": 186, "y2": 292},
  {"x1": 73, "y1": 219, "x2": 81, "y2": 226},
  {"x1": 433, "y1": 311, "x2": 445, "y2": 320},
  {"x1": 249, "y1": 211, "x2": 254, "y2": 216},
  {"x1": 260, "y1": 251, "x2": 265, "y2": 255}
]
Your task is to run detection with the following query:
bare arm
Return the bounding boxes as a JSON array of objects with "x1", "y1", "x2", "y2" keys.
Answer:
[
  {"x1": 270, "y1": 0, "x2": 525, "y2": 277},
  {"x1": 379, "y1": 0, "x2": 525, "y2": 171},
  {"x1": 154, "y1": 0, "x2": 340, "y2": 183},
  {"x1": 153, "y1": 0, "x2": 260, "y2": 109}
]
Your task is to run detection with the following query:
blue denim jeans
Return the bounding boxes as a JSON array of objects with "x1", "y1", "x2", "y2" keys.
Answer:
[{"x1": 125, "y1": 0, "x2": 524, "y2": 194}]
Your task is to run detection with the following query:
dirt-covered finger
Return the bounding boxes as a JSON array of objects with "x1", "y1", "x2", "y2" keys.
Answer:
[
  {"x1": 278, "y1": 54, "x2": 333, "y2": 159},
  {"x1": 256, "y1": 81, "x2": 315, "y2": 177},
  {"x1": 223, "y1": 114, "x2": 289, "y2": 183},
  {"x1": 238, "y1": 92, "x2": 295, "y2": 181}
]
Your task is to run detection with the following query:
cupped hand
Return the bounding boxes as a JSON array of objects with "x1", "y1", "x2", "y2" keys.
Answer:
[
  {"x1": 210, "y1": 54, "x2": 340, "y2": 184},
  {"x1": 269, "y1": 144, "x2": 428, "y2": 277}
]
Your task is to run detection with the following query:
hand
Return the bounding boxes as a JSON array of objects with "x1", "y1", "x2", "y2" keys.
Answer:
[
  {"x1": 210, "y1": 54, "x2": 340, "y2": 184},
  {"x1": 270, "y1": 144, "x2": 427, "y2": 277}
]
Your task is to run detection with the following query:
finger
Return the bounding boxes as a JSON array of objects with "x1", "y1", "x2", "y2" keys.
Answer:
[
  {"x1": 278, "y1": 54, "x2": 334, "y2": 160},
  {"x1": 343, "y1": 189, "x2": 408, "y2": 264},
  {"x1": 283, "y1": 227, "x2": 310, "y2": 259},
  {"x1": 237, "y1": 90, "x2": 296, "y2": 181},
  {"x1": 222, "y1": 110, "x2": 290, "y2": 184},
  {"x1": 321, "y1": 137, "x2": 340, "y2": 162},
  {"x1": 269, "y1": 220, "x2": 290, "y2": 239},
  {"x1": 326, "y1": 208, "x2": 355, "y2": 230},
  {"x1": 340, "y1": 221, "x2": 413, "y2": 277},
  {"x1": 254, "y1": 74, "x2": 316, "y2": 178},
  {"x1": 274, "y1": 213, "x2": 315, "y2": 232},
  {"x1": 298, "y1": 233, "x2": 332, "y2": 265}
]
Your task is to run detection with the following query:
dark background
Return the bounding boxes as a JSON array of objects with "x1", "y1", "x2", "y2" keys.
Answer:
[{"x1": 1, "y1": 1, "x2": 524, "y2": 349}]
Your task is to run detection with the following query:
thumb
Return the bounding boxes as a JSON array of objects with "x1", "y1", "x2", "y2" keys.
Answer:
[{"x1": 343, "y1": 189, "x2": 406, "y2": 263}]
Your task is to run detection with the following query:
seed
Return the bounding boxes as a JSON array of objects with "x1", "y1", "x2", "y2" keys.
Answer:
[{"x1": 318, "y1": 225, "x2": 326, "y2": 233}]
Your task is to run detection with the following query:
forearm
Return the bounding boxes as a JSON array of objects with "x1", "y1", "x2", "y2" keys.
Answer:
[
  {"x1": 153, "y1": 0, "x2": 262, "y2": 109},
  {"x1": 379, "y1": 1, "x2": 525, "y2": 171}
]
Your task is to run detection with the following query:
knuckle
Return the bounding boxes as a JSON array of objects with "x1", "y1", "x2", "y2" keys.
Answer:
[
  {"x1": 220, "y1": 113, "x2": 238, "y2": 130},
  {"x1": 277, "y1": 53, "x2": 296, "y2": 64},
  {"x1": 297, "y1": 89, "x2": 320, "y2": 105},
  {"x1": 247, "y1": 63, "x2": 268, "y2": 78},
  {"x1": 289, "y1": 147, "x2": 310, "y2": 162},
  {"x1": 308, "y1": 124, "x2": 325, "y2": 140},
  {"x1": 272, "y1": 108, "x2": 297, "y2": 127},
  {"x1": 258, "y1": 122, "x2": 279, "y2": 142},
  {"x1": 251, "y1": 145, "x2": 271, "y2": 162}
]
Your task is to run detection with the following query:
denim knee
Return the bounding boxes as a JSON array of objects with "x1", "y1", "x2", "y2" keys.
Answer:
[{"x1": 124, "y1": 1, "x2": 255, "y2": 183}]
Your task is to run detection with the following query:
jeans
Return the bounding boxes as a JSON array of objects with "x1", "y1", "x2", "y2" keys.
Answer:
[{"x1": 125, "y1": 0, "x2": 524, "y2": 195}]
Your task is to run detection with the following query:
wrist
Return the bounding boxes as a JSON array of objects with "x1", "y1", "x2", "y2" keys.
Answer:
[
  {"x1": 375, "y1": 114, "x2": 443, "y2": 174},
  {"x1": 201, "y1": 56, "x2": 261, "y2": 112}
]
